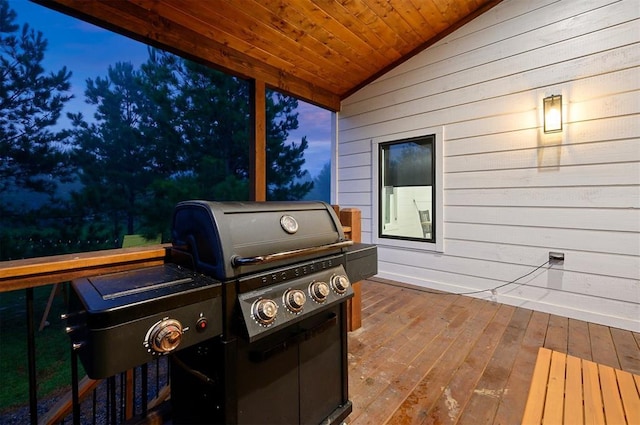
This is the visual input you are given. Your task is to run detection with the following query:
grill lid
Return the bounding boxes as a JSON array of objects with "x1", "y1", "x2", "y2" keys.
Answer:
[{"x1": 171, "y1": 201, "x2": 350, "y2": 279}]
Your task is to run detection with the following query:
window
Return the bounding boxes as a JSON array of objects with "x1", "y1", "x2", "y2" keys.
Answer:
[
  {"x1": 379, "y1": 135, "x2": 435, "y2": 242},
  {"x1": 372, "y1": 127, "x2": 443, "y2": 252}
]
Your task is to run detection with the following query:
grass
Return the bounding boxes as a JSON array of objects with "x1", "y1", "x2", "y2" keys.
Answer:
[{"x1": 0, "y1": 284, "x2": 81, "y2": 411}]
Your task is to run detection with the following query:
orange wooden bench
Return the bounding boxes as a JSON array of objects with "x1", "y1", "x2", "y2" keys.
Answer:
[{"x1": 522, "y1": 347, "x2": 640, "y2": 424}]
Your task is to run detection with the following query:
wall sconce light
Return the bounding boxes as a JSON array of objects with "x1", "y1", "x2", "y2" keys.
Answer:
[{"x1": 543, "y1": 94, "x2": 562, "y2": 133}]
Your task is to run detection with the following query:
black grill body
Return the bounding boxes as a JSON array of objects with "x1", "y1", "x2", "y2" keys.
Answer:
[
  {"x1": 170, "y1": 201, "x2": 369, "y2": 425},
  {"x1": 65, "y1": 201, "x2": 377, "y2": 425}
]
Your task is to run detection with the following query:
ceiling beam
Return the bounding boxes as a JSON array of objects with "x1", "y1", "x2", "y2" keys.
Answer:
[{"x1": 33, "y1": 0, "x2": 341, "y2": 111}]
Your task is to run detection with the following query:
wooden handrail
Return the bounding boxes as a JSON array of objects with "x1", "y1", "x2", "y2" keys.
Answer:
[
  {"x1": 0, "y1": 208, "x2": 363, "y2": 294},
  {"x1": 0, "y1": 244, "x2": 170, "y2": 293}
]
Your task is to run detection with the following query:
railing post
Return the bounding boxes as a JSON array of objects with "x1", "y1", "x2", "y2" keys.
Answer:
[
  {"x1": 335, "y1": 207, "x2": 363, "y2": 332},
  {"x1": 71, "y1": 346, "x2": 80, "y2": 425},
  {"x1": 26, "y1": 288, "x2": 38, "y2": 425}
]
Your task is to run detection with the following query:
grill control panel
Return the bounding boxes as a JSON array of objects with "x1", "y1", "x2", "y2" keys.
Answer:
[{"x1": 237, "y1": 264, "x2": 353, "y2": 342}]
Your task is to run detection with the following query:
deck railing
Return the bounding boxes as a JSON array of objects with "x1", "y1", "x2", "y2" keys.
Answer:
[
  {"x1": 0, "y1": 245, "x2": 170, "y2": 425},
  {"x1": 0, "y1": 207, "x2": 362, "y2": 424}
]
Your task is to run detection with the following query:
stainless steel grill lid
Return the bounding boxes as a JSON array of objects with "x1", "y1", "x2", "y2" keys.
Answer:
[{"x1": 171, "y1": 201, "x2": 350, "y2": 279}]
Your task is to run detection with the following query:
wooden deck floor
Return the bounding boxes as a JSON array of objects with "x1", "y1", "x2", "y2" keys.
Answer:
[{"x1": 346, "y1": 279, "x2": 640, "y2": 425}]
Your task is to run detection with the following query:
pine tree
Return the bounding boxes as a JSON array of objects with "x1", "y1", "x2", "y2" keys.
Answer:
[
  {"x1": 0, "y1": 0, "x2": 72, "y2": 199},
  {"x1": 68, "y1": 50, "x2": 313, "y2": 240},
  {"x1": 265, "y1": 91, "x2": 313, "y2": 201},
  {"x1": 68, "y1": 61, "x2": 179, "y2": 237}
]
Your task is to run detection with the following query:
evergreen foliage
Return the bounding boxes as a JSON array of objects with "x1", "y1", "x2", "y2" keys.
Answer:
[
  {"x1": 0, "y1": 0, "x2": 72, "y2": 198},
  {"x1": 0, "y1": 2, "x2": 314, "y2": 260}
]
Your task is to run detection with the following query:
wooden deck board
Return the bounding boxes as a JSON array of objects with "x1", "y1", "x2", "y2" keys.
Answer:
[
  {"x1": 350, "y1": 297, "x2": 476, "y2": 424},
  {"x1": 544, "y1": 315, "x2": 568, "y2": 353},
  {"x1": 425, "y1": 304, "x2": 513, "y2": 424},
  {"x1": 567, "y1": 318, "x2": 592, "y2": 360},
  {"x1": 589, "y1": 322, "x2": 621, "y2": 369},
  {"x1": 456, "y1": 306, "x2": 529, "y2": 424},
  {"x1": 347, "y1": 279, "x2": 640, "y2": 425},
  {"x1": 493, "y1": 310, "x2": 549, "y2": 425},
  {"x1": 610, "y1": 327, "x2": 640, "y2": 375},
  {"x1": 389, "y1": 300, "x2": 501, "y2": 424}
]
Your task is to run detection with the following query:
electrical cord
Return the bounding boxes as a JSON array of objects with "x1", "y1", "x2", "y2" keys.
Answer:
[{"x1": 420, "y1": 259, "x2": 552, "y2": 296}]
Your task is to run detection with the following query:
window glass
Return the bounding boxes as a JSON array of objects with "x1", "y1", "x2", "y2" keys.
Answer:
[
  {"x1": 296, "y1": 103, "x2": 332, "y2": 203},
  {"x1": 265, "y1": 90, "x2": 331, "y2": 202},
  {"x1": 379, "y1": 135, "x2": 435, "y2": 242}
]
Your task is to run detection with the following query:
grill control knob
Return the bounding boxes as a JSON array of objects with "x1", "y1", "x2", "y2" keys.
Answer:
[
  {"x1": 309, "y1": 281, "x2": 330, "y2": 303},
  {"x1": 252, "y1": 298, "x2": 278, "y2": 326},
  {"x1": 330, "y1": 274, "x2": 350, "y2": 295},
  {"x1": 283, "y1": 289, "x2": 306, "y2": 313},
  {"x1": 147, "y1": 319, "x2": 183, "y2": 354}
]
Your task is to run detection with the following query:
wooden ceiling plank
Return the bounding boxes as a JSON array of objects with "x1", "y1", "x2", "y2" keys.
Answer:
[
  {"x1": 333, "y1": 0, "x2": 408, "y2": 59},
  {"x1": 362, "y1": 0, "x2": 426, "y2": 54},
  {"x1": 311, "y1": 0, "x2": 403, "y2": 61},
  {"x1": 430, "y1": 0, "x2": 464, "y2": 24},
  {"x1": 259, "y1": 0, "x2": 389, "y2": 77},
  {"x1": 136, "y1": 1, "x2": 315, "y2": 84},
  {"x1": 407, "y1": 0, "x2": 451, "y2": 33},
  {"x1": 128, "y1": 0, "x2": 345, "y2": 95},
  {"x1": 244, "y1": 0, "x2": 377, "y2": 76},
  {"x1": 342, "y1": 0, "x2": 503, "y2": 99},
  {"x1": 458, "y1": 0, "x2": 479, "y2": 16},
  {"x1": 35, "y1": 0, "x2": 341, "y2": 111},
  {"x1": 390, "y1": 0, "x2": 439, "y2": 39},
  {"x1": 153, "y1": 0, "x2": 357, "y2": 93},
  {"x1": 198, "y1": 0, "x2": 364, "y2": 88},
  {"x1": 35, "y1": 0, "x2": 503, "y2": 109}
]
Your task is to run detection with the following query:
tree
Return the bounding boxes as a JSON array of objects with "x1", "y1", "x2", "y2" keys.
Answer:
[
  {"x1": 170, "y1": 57, "x2": 252, "y2": 200},
  {"x1": 303, "y1": 162, "x2": 331, "y2": 202},
  {"x1": 68, "y1": 50, "x2": 313, "y2": 241},
  {"x1": 0, "y1": 0, "x2": 72, "y2": 199},
  {"x1": 68, "y1": 60, "x2": 181, "y2": 238},
  {"x1": 265, "y1": 91, "x2": 312, "y2": 201}
]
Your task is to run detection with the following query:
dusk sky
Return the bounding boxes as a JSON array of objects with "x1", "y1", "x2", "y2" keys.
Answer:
[{"x1": 10, "y1": 0, "x2": 331, "y2": 177}]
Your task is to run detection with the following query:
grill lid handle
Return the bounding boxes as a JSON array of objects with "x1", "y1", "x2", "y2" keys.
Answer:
[{"x1": 231, "y1": 240, "x2": 353, "y2": 267}]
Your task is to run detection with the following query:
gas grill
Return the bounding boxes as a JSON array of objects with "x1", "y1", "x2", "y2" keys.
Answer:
[{"x1": 65, "y1": 200, "x2": 377, "y2": 425}]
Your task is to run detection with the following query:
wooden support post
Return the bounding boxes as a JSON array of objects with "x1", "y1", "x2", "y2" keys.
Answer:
[
  {"x1": 250, "y1": 79, "x2": 266, "y2": 201},
  {"x1": 338, "y1": 208, "x2": 362, "y2": 332}
]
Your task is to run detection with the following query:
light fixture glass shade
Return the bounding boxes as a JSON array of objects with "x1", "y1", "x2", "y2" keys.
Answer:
[{"x1": 543, "y1": 94, "x2": 562, "y2": 133}]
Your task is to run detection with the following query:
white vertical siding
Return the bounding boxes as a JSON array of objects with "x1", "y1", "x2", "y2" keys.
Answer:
[{"x1": 337, "y1": 0, "x2": 640, "y2": 331}]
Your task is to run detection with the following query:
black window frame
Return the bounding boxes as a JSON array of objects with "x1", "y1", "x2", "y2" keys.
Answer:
[{"x1": 378, "y1": 134, "x2": 436, "y2": 243}]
